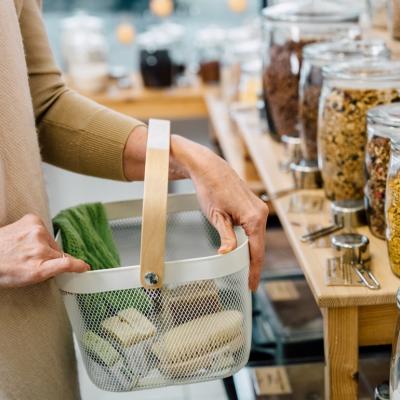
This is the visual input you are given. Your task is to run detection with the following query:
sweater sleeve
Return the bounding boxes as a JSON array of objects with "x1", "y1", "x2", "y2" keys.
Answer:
[{"x1": 18, "y1": 0, "x2": 146, "y2": 181}]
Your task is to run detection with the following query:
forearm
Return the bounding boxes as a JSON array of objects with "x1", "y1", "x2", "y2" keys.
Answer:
[{"x1": 123, "y1": 126, "x2": 218, "y2": 181}]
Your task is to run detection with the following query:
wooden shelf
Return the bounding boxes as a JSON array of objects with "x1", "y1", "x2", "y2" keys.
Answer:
[
  {"x1": 205, "y1": 95, "x2": 264, "y2": 194},
  {"x1": 233, "y1": 108, "x2": 400, "y2": 308}
]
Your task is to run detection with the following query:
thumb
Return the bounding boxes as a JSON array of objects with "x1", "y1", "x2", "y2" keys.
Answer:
[
  {"x1": 211, "y1": 211, "x2": 237, "y2": 254},
  {"x1": 39, "y1": 255, "x2": 90, "y2": 280}
]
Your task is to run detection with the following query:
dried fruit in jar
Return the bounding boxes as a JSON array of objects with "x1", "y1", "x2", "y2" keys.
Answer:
[
  {"x1": 365, "y1": 135, "x2": 391, "y2": 239},
  {"x1": 263, "y1": 40, "x2": 314, "y2": 139},
  {"x1": 319, "y1": 87, "x2": 400, "y2": 201}
]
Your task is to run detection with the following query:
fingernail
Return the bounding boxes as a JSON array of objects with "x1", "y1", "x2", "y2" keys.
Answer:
[
  {"x1": 86, "y1": 265, "x2": 91, "y2": 271},
  {"x1": 218, "y1": 246, "x2": 229, "y2": 254}
]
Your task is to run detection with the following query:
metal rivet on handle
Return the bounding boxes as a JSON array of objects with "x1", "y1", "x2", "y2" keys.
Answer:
[{"x1": 144, "y1": 272, "x2": 159, "y2": 286}]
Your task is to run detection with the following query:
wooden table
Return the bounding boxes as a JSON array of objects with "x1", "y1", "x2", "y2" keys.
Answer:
[
  {"x1": 230, "y1": 106, "x2": 400, "y2": 399},
  {"x1": 69, "y1": 75, "x2": 210, "y2": 121}
]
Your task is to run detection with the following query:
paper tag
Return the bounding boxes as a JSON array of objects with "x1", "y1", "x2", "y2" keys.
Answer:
[
  {"x1": 253, "y1": 366, "x2": 292, "y2": 395},
  {"x1": 264, "y1": 280, "x2": 300, "y2": 301}
]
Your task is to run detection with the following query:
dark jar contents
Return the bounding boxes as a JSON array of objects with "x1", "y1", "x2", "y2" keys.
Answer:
[
  {"x1": 199, "y1": 60, "x2": 220, "y2": 84},
  {"x1": 262, "y1": 39, "x2": 313, "y2": 139},
  {"x1": 140, "y1": 49, "x2": 184, "y2": 88},
  {"x1": 365, "y1": 135, "x2": 391, "y2": 239},
  {"x1": 299, "y1": 64, "x2": 323, "y2": 160}
]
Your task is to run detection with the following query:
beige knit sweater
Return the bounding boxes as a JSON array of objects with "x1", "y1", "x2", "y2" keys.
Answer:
[{"x1": 0, "y1": 1, "x2": 144, "y2": 399}]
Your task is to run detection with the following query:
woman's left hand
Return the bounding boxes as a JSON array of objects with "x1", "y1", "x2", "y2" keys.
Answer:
[
  {"x1": 170, "y1": 135, "x2": 269, "y2": 291},
  {"x1": 124, "y1": 128, "x2": 269, "y2": 291}
]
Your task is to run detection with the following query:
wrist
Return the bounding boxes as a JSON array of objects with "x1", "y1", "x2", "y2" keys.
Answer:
[{"x1": 170, "y1": 134, "x2": 213, "y2": 179}]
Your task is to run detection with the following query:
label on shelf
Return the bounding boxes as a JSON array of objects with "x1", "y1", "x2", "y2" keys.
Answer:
[
  {"x1": 253, "y1": 366, "x2": 292, "y2": 395},
  {"x1": 264, "y1": 280, "x2": 300, "y2": 302}
]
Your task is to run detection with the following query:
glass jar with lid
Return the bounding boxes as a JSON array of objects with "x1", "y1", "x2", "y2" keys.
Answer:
[
  {"x1": 137, "y1": 23, "x2": 186, "y2": 88},
  {"x1": 384, "y1": 106, "x2": 400, "y2": 276},
  {"x1": 366, "y1": 104, "x2": 400, "y2": 239},
  {"x1": 261, "y1": 1, "x2": 360, "y2": 141},
  {"x1": 61, "y1": 13, "x2": 109, "y2": 93},
  {"x1": 318, "y1": 60, "x2": 400, "y2": 201},
  {"x1": 299, "y1": 39, "x2": 390, "y2": 162},
  {"x1": 195, "y1": 27, "x2": 226, "y2": 84}
]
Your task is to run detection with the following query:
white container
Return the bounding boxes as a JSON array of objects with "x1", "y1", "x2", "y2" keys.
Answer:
[{"x1": 55, "y1": 120, "x2": 252, "y2": 392}]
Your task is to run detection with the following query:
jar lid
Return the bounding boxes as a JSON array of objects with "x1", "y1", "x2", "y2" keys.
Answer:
[
  {"x1": 331, "y1": 233, "x2": 369, "y2": 250},
  {"x1": 290, "y1": 159, "x2": 319, "y2": 173},
  {"x1": 331, "y1": 199, "x2": 365, "y2": 214},
  {"x1": 303, "y1": 39, "x2": 390, "y2": 67},
  {"x1": 262, "y1": 1, "x2": 359, "y2": 24},
  {"x1": 323, "y1": 60, "x2": 400, "y2": 82}
]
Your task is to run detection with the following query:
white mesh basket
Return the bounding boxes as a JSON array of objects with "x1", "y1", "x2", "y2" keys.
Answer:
[{"x1": 55, "y1": 120, "x2": 251, "y2": 392}]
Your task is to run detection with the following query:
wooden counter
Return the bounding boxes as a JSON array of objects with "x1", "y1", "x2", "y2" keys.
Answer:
[
  {"x1": 68, "y1": 75, "x2": 210, "y2": 121},
  {"x1": 232, "y1": 106, "x2": 399, "y2": 400}
]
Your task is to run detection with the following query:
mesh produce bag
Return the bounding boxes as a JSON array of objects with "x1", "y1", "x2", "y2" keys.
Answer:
[{"x1": 55, "y1": 120, "x2": 251, "y2": 392}]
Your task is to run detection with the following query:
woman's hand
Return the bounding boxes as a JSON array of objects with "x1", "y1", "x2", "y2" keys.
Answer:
[
  {"x1": 124, "y1": 127, "x2": 268, "y2": 291},
  {"x1": 171, "y1": 135, "x2": 269, "y2": 291},
  {"x1": 0, "y1": 214, "x2": 90, "y2": 288}
]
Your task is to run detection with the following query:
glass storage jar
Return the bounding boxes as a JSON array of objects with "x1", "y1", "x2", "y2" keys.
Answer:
[
  {"x1": 261, "y1": 1, "x2": 360, "y2": 141},
  {"x1": 195, "y1": 27, "x2": 226, "y2": 84},
  {"x1": 390, "y1": 289, "x2": 400, "y2": 397},
  {"x1": 61, "y1": 13, "x2": 108, "y2": 93},
  {"x1": 388, "y1": 0, "x2": 400, "y2": 40},
  {"x1": 366, "y1": 104, "x2": 400, "y2": 239},
  {"x1": 137, "y1": 23, "x2": 186, "y2": 88},
  {"x1": 299, "y1": 39, "x2": 390, "y2": 162},
  {"x1": 318, "y1": 60, "x2": 400, "y2": 201},
  {"x1": 385, "y1": 111, "x2": 400, "y2": 277}
]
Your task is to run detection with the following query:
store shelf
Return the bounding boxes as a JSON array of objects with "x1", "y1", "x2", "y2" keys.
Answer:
[
  {"x1": 205, "y1": 95, "x2": 264, "y2": 194},
  {"x1": 233, "y1": 107, "x2": 400, "y2": 309}
]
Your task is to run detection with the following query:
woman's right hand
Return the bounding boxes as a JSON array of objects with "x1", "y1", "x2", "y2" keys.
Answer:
[{"x1": 0, "y1": 214, "x2": 90, "y2": 288}]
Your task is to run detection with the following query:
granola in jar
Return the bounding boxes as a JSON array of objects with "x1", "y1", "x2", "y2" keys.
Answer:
[
  {"x1": 387, "y1": 168, "x2": 400, "y2": 277},
  {"x1": 318, "y1": 61, "x2": 400, "y2": 201},
  {"x1": 365, "y1": 104, "x2": 400, "y2": 239},
  {"x1": 299, "y1": 39, "x2": 389, "y2": 161}
]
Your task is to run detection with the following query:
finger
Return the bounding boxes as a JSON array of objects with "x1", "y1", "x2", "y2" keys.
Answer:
[
  {"x1": 211, "y1": 211, "x2": 237, "y2": 254},
  {"x1": 38, "y1": 256, "x2": 90, "y2": 281},
  {"x1": 247, "y1": 230, "x2": 266, "y2": 292}
]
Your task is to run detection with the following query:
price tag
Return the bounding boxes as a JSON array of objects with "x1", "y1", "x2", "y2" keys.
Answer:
[
  {"x1": 264, "y1": 280, "x2": 300, "y2": 301},
  {"x1": 253, "y1": 366, "x2": 292, "y2": 395}
]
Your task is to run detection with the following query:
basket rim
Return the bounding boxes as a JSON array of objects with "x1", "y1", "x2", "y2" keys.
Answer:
[{"x1": 54, "y1": 194, "x2": 250, "y2": 294}]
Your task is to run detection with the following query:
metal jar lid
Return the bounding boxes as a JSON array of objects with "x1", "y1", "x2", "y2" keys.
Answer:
[{"x1": 331, "y1": 233, "x2": 370, "y2": 265}]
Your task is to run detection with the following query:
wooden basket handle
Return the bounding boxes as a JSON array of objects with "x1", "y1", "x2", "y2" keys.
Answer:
[{"x1": 140, "y1": 119, "x2": 170, "y2": 289}]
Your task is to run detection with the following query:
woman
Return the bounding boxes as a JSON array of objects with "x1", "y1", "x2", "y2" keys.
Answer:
[{"x1": 0, "y1": 0, "x2": 268, "y2": 399}]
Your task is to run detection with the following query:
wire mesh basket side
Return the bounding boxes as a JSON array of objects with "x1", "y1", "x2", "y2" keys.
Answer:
[{"x1": 61, "y1": 267, "x2": 251, "y2": 392}]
